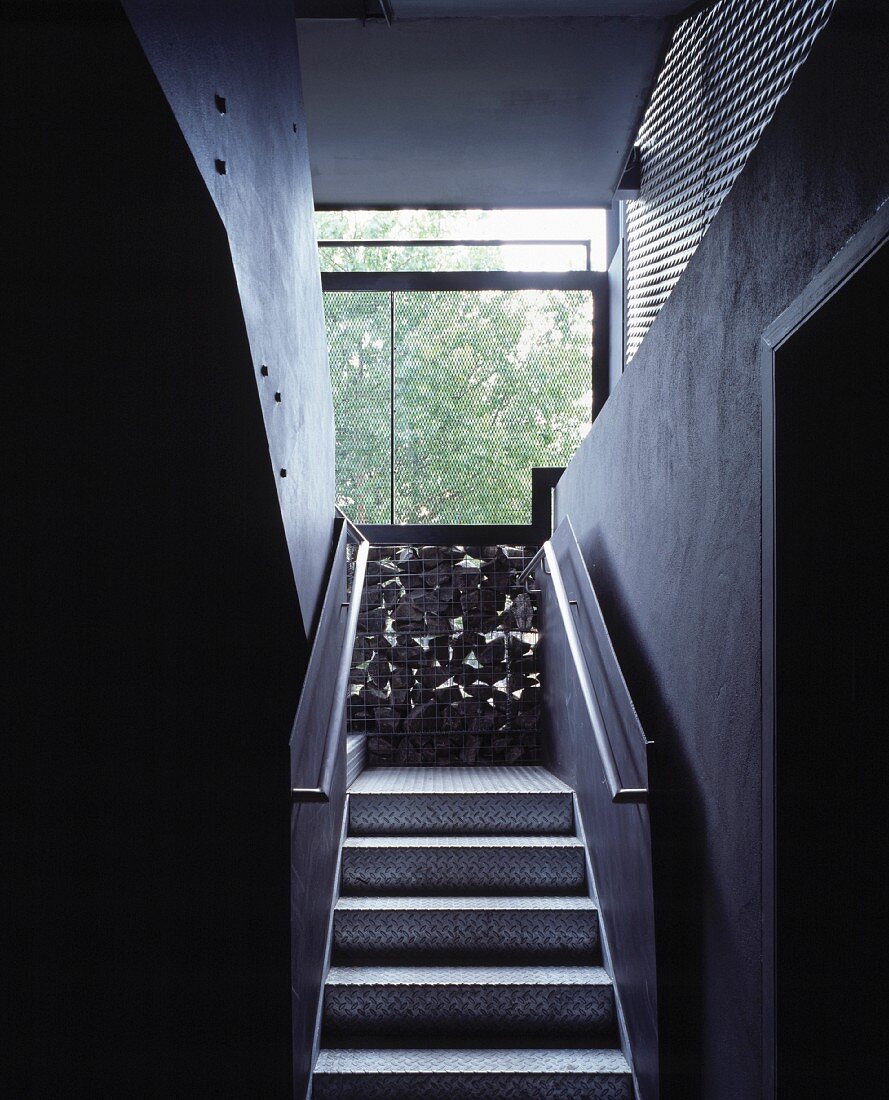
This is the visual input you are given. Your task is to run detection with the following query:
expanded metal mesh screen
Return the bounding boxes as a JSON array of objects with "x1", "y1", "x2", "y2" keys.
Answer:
[
  {"x1": 626, "y1": 0, "x2": 835, "y2": 362},
  {"x1": 327, "y1": 289, "x2": 593, "y2": 524},
  {"x1": 327, "y1": 292, "x2": 391, "y2": 523},
  {"x1": 348, "y1": 544, "x2": 540, "y2": 766}
]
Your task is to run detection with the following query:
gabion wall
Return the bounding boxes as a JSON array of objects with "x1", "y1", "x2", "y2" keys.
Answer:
[{"x1": 349, "y1": 545, "x2": 540, "y2": 766}]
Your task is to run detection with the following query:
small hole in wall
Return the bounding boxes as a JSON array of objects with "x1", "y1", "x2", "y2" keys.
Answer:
[
  {"x1": 260, "y1": 364, "x2": 269, "y2": 377},
  {"x1": 274, "y1": 392, "x2": 282, "y2": 403},
  {"x1": 214, "y1": 158, "x2": 227, "y2": 175},
  {"x1": 279, "y1": 468, "x2": 287, "y2": 478},
  {"x1": 215, "y1": 94, "x2": 227, "y2": 114},
  {"x1": 292, "y1": 122, "x2": 298, "y2": 134}
]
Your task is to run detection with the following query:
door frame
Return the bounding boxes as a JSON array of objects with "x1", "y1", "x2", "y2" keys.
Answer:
[{"x1": 760, "y1": 202, "x2": 889, "y2": 1098}]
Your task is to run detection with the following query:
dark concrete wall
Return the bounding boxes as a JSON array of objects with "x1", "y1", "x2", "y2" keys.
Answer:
[
  {"x1": 554, "y1": 5, "x2": 888, "y2": 1097},
  {"x1": 125, "y1": 0, "x2": 334, "y2": 635},
  {"x1": 116, "y1": 7, "x2": 341, "y2": 1092},
  {"x1": 5, "y1": 2, "x2": 330, "y2": 1093}
]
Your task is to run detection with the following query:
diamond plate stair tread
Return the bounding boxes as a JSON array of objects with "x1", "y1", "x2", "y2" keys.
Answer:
[
  {"x1": 343, "y1": 836, "x2": 583, "y2": 848},
  {"x1": 313, "y1": 1048, "x2": 632, "y2": 1100},
  {"x1": 349, "y1": 767, "x2": 572, "y2": 794},
  {"x1": 333, "y1": 894, "x2": 600, "y2": 962},
  {"x1": 327, "y1": 965, "x2": 611, "y2": 985},
  {"x1": 349, "y1": 792, "x2": 573, "y2": 836},
  {"x1": 336, "y1": 895, "x2": 597, "y2": 909},
  {"x1": 341, "y1": 836, "x2": 586, "y2": 894},
  {"x1": 323, "y1": 966, "x2": 615, "y2": 1037},
  {"x1": 316, "y1": 762, "x2": 634, "y2": 1094},
  {"x1": 349, "y1": 767, "x2": 573, "y2": 836},
  {"x1": 315, "y1": 1047, "x2": 631, "y2": 1073}
]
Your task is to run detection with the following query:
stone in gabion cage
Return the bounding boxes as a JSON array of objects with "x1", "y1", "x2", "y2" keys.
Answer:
[{"x1": 347, "y1": 544, "x2": 541, "y2": 766}]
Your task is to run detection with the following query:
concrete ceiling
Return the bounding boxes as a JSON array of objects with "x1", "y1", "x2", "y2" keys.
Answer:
[
  {"x1": 297, "y1": 12, "x2": 682, "y2": 208},
  {"x1": 388, "y1": 1, "x2": 686, "y2": 14},
  {"x1": 297, "y1": 2, "x2": 688, "y2": 15}
]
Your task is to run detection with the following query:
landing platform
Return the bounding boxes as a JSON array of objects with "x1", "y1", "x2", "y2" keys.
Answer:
[
  {"x1": 348, "y1": 766, "x2": 571, "y2": 795},
  {"x1": 347, "y1": 767, "x2": 575, "y2": 837}
]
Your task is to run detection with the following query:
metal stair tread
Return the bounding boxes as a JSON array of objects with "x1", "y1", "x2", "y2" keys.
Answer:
[
  {"x1": 343, "y1": 835, "x2": 583, "y2": 848},
  {"x1": 314, "y1": 1047, "x2": 631, "y2": 1074},
  {"x1": 326, "y1": 964, "x2": 612, "y2": 986},
  {"x1": 335, "y1": 895, "x2": 597, "y2": 911},
  {"x1": 348, "y1": 766, "x2": 572, "y2": 795}
]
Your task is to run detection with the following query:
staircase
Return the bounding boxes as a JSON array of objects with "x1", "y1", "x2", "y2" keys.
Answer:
[{"x1": 313, "y1": 766, "x2": 633, "y2": 1099}]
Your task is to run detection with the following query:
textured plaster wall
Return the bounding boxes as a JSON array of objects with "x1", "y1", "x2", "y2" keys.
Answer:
[
  {"x1": 125, "y1": 0, "x2": 335, "y2": 634},
  {"x1": 555, "y1": 5, "x2": 888, "y2": 1096}
]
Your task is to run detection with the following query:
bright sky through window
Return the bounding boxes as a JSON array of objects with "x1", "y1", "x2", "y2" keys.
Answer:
[{"x1": 316, "y1": 208, "x2": 607, "y2": 272}]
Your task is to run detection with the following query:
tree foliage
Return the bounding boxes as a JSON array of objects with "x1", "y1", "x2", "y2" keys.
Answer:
[{"x1": 318, "y1": 211, "x2": 593, "y2": 524}]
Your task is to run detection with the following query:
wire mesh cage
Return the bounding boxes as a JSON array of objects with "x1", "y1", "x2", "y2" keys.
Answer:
[{"x1": 347, "y1": 544, "x2": 540, "y2": 766}]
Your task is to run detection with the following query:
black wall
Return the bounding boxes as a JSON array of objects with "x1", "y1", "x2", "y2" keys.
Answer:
[
  {"x1": 554, "y1": 3, "x2": 888, "y2": 1096},
  {"x1": 773, "y1": 241, "x2": 888, "y2": 1095},
  {"x1": 6, "y1": 4, "x2": 309, "y2": 1092}
]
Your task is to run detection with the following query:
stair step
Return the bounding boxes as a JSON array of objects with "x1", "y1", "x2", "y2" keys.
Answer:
[
  {"x1": 348, "y1": 766, "x2": 574, "y2": 836},
  {"x1": 334, "y1": 895, "x2": 600, "y2": 963},
  {"x1": 341, "y1": 836, "x2": 587, "y2": 895},
  {"x1": 313, "y1": 1047, "x2": 633, "y2": 1099},
  {"x1": 323, "y1": 965, "x2": 615, "y2": 1039}
]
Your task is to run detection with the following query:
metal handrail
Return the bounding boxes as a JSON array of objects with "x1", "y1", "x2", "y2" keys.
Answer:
[
  {"x1": 291, "y1": 520, "x2": 369, "y2": 803},
  {"x1": 335, "y1": 505, "x2": 366, "y2": 546},
  {"x1": 516, "y1": 543, "x2": 547, "y2": 586},
  {"x1": 530, "y1": 538, "x2": 647, "y2": 805}
]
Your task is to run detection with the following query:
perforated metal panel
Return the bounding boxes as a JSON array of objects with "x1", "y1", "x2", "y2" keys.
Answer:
[{"x1": 625, "y1": 0, "x2": 835, "y2": 362}]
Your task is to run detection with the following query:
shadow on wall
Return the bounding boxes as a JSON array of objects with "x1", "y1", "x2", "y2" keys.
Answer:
[
  {"x1": 582, "y1": 533, "x2": 707, "y2": 1100},
  {"x1": 7, "y1": 7, "x2": 303, "y2": 1094}
]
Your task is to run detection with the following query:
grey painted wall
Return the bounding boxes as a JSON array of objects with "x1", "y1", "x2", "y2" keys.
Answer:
[
  {"x1": 125, "y1": 0, "x2": 335, "y2": 635},
  {"x1": 297, "y1": 17, "x2": 669, "y2": 207},
  {"x1": 554, "y1": 5, "x2": 888, "y2": 1096}
]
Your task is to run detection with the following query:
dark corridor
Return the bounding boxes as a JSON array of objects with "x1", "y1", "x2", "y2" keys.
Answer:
[{"x1": 771, "y1": 234, "x2": 888, "y2": 1094}]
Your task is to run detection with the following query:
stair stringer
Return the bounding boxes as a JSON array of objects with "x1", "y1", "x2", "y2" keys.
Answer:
[
  {"x1": 306, "y1": 799, "x2": 351, "y2": 1100},
  {"x1": 573, "y1": 792, "x2": 640, "y2": 1100}
]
